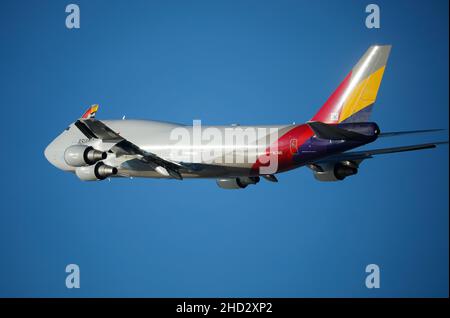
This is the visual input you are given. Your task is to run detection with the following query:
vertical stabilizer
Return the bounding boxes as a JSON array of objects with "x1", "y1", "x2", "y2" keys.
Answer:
[{"x1": 311, "y1": 45, "x2": 391, "y2": 124}]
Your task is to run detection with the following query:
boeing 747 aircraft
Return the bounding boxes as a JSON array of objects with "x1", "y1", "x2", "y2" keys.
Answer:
[{"x1": 45, "y1": 45, "x2": 447, "y2": 189}]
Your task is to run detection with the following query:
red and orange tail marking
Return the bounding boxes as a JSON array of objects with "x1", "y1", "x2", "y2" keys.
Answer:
[
  {"x1": 81, "y1": 104, "x2": 99, "y2": 119},
  {"x1": 311, "y1": 45, "x2": 391, "y2": 124}
]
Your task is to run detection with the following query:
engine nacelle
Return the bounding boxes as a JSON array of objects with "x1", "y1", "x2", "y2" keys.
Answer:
[
  {"x1": 313, "y1": 161, "x2": 358, "y2": 182},
  {"x1": 75, "y1": 162, "x2": 118, "y2": 181},
  {"x1": 216, "y1": 176, "x2": 260, "y2": 189},
  {"x1": 64, "y1": 145, "x2": 107, "y2": 167},
  {"x1": 155, "y1": 166, "x2": 170, "y2": 177}
]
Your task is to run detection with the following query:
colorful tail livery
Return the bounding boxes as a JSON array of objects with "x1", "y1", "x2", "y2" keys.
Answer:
[
  {"x1": 312, "y1": 45, "x2": 391, "y2": 124},
  {"x1": 44, "y1": 45, "x2": 447, "y2": 189},
  {"x1": 81, "y1": 104, "x2": 99, "y2": 119}
]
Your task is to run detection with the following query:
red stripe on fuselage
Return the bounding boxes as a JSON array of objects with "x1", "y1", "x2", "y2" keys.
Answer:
[{"x1": 252, "y1": 124, "x2": 314, "y2": 174}]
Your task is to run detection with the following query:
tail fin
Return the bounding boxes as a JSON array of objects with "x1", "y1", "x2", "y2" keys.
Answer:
[
  {"x1": 81, "y1": 104, "x2": 99, "y2": 119},
  {"x1": 311, "y1": 45, "x2": 391, "y2": 124}
]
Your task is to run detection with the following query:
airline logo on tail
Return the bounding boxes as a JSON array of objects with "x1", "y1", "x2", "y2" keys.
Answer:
[
  {"x1": 81, "y1": 104, "x2": 99, "y2": 119},
  {"x1": 312, "y1": 45, "x2": 391, "y2": 124}
]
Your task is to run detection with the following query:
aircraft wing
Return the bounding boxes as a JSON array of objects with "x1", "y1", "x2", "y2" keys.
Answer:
[
  {"x1": 74, "y1": 119, "x2": 184, "y2": 180},
  {"x1": 312, "y1": 141, "x2": 448, "y2": 164}
]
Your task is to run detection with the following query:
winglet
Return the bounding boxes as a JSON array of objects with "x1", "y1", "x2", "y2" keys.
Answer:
[{"x1": 81, "y1": 104, "x2": 99, "y2": 119}]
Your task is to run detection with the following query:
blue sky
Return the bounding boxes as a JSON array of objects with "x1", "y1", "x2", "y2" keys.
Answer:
[{"x1": 0, "y1": 0, "x2": 448, "y2": 297}]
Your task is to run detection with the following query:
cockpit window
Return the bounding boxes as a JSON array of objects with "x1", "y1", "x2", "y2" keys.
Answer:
[{"x1": 65, "y1": 126, "x2": 70, "y2": 131}]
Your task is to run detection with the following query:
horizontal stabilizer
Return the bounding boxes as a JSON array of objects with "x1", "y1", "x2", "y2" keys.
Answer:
[
  {"x1": 379, "y1": 128, "x2": 444, "y2": 138},
  {"x1": 307, "y1": 121, "x2": 371, "y2": 142},
  {"x1": 313, "y1": 141, "x2": 448, "y2": 164}
]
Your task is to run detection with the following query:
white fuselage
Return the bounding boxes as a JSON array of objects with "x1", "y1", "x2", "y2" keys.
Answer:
[{"x1": 45, "y1": 119, "x2": 293, "y2": 178}]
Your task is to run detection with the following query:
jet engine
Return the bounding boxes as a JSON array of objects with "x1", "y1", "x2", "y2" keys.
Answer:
[
  {"x1": 216, "y1": 176, "x2": 260, "y2": 189},
  {"x1": 312, "y1": 161, "x2": 358, "y2": 181},
  {"x1": 64, "y1": 145, "x2": 107, "y2": 167},
  {"x1": 75, "y1": 162, "x2": 118, "y2": 181}
]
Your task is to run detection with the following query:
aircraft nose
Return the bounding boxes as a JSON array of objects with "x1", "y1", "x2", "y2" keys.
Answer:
[
  {"x1": 44, "y1": 143, "x2": 52, "y2": 163},
  {"x1": 44, "y1": 140, "x2": 57, "y2": 167},
  {"x1": 44, "y1": 140, "x2": 69, "y2": 170}
]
